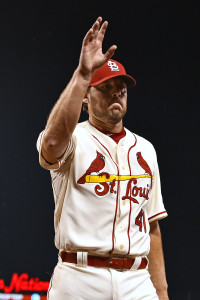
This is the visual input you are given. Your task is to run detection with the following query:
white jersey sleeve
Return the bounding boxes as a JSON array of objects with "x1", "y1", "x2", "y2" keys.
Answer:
[
  {"x1": 146, "y1": 155, "x2": 167, "y2": 223},
  {"x1": 36, "y1": 130, "x2": 76, "y2": 171}
]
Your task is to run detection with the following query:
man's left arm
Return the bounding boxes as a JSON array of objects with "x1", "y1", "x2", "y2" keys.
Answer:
[{"x1": 148, "y1": 220, "x2": 169, "y2": 300}]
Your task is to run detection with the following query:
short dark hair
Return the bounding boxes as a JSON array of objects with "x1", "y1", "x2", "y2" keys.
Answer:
[{"x1": 82, "y1": 102, "x2": 88, "y2": 113}]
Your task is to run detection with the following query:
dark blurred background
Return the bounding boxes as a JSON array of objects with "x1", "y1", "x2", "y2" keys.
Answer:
[{"x1": 0, "y1": 1, "x2": 199, "y2": 299}]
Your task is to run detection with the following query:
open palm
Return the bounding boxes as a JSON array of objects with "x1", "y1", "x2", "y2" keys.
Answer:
[{"x1": 78, "y1": 17, "x2": 117, "y2": 80}]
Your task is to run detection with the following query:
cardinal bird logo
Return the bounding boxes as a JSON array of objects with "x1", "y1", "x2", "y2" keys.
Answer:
[
  {"x1": 136, "y1": 152, "x2": 153, "y2": 188},
  {"x1": 77, "y1": 151, "x2": 105, "y2": 184}
]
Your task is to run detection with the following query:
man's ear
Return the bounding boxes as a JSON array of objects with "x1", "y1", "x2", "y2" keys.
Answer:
[
  {"x1": 82, "y1": 89, "x2": 90, "y2": 104},
  {"x1": 82, "y1": 96, "x2": 89, "y2": 104}
]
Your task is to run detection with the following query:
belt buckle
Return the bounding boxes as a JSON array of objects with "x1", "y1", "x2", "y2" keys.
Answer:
[{"x1": 109, "y1": 257, "x2": 125, "y2": 270}]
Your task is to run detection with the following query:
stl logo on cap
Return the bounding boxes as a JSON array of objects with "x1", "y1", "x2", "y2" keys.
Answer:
[{"x1": 107, "y1": 61, "x2": 120, "y2": 72}]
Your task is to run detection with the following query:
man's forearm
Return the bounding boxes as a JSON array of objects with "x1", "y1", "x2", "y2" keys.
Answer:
[
  {"x1": 43, "y1": 69, "x2": 90, "y2": 162},
  {"x1": 148, "y1": 220, "x2": 169, "y2": 300}
]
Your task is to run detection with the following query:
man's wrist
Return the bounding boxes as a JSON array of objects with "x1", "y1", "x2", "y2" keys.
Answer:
[
  {"x1": 75, "y1": 67, "x2": 93, "y2": 85},
  {"x1": 156, "y1": 289, "x2": 169, "y2": 300}
]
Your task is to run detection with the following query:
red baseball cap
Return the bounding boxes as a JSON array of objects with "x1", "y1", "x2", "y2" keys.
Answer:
[{"x1": 89, "y1": 59, "x2": 136, "y2": 87}]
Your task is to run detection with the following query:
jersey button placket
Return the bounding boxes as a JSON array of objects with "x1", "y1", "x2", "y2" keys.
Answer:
[{"x1": 113, "y1": 141, "x2": 129, "y2": 254}]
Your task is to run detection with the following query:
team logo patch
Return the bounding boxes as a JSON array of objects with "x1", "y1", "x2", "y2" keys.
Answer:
[
  {"x1": 136, "y1": 152, "x2": 153, "y2": 188},
  {"x1": 77, "y1": 151, "x2": 105, "y2": 184},
  {"x1": 107, "y1": 61, "x2": 120, "y2": 71},
  {"x1": 77, "y1": 151, "x2": 153, "y2": 202}
]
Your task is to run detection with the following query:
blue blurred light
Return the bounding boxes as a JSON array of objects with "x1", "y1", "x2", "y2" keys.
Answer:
[{"x1": 31, "y1": 294, "x2": 40, "y2": 300}]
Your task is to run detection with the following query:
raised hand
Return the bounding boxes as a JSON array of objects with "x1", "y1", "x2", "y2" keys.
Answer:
[
  {"x1": 78, "y1": 17, "x2": 117, "y2": 81},
  {"x1": 41, "y1": 17, "x2": 117, "y2": 164}
]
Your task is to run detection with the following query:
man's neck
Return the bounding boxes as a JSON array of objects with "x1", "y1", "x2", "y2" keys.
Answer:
[{"x1": 89, "y1": 117, "x2": 124, "y2": 133}]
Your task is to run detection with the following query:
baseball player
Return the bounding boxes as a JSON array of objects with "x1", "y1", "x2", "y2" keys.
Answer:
[{"x1": 37, "y1": 17, "x2": 169, "y2": 299}]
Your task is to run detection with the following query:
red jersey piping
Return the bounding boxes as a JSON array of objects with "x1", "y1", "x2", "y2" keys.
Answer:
[
  {"x1": 127, "y1": 133, "x2": 137, "y2": 255},
  {"x1": 148, "y1": 211, "x2": 167, "y2": 221},
  {"x1": 127, "y1": 133, "x2": 137, "y2": 254},
  {"x1": 127, "y1": 133, "x2": 137, "y2": 175}
]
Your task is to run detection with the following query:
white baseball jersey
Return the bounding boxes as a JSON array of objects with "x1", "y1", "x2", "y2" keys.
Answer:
[{"x1": 37, "y1": 120, "x2": 167, "y2": 257}]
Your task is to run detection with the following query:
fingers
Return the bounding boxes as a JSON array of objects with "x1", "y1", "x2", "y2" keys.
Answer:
[
  {"x1": 92, "y1": 17, "x2": 102, "y2": 39},
  {"x1": 98, "y1": 20, "x2": 108, "y2": 42},
  {"x1": 83, "y1": 28, "x2": 93, "y2": 46},
  {"x1": 83, "y1": 17, "x2": 102, "y2": 46},
  {"x1": 104, "y1": 45, "x2": 117, "y2": 60},
  {"x1": 93, "y1": 16, "x2": 102, "y2": 29},
  {"x1": 82, "y1": 16, "x2": 117, "y2": 61},
  {"x1": 84, "y1": 19, "x2": 108, "y2": 46}
]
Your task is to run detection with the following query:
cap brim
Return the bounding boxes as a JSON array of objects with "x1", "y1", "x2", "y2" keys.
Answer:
[{"x1": 90, "y1": 74, "x2": 136, "y2": 87}]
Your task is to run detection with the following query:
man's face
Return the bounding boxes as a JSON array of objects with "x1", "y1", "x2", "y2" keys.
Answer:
[{"x1": 87, "y1": 77, "x2": 128, "y2": 125}]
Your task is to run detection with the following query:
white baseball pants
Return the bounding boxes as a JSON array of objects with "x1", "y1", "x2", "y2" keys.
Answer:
[{"x1": 48, "y1": 258, "x2": 158, "y2": 300}]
